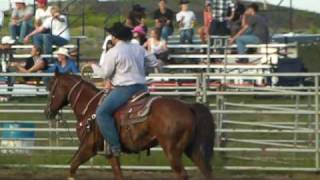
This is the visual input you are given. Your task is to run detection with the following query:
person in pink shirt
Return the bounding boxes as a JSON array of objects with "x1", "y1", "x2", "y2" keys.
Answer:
[{"x1": 198, "y1": 1, "x2": 213, "y2": 43}]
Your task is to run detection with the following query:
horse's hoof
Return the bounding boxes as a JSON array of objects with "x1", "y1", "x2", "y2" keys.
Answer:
[{"x1": 67, "y1": 177, "x2": 75, "y2": 180}]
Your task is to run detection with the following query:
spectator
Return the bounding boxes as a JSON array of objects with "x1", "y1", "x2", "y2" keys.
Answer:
[
  {"x1": 210, "y1": 0, "x2": 235, "y2": 36},
  {"x1": 198, "y1": 1, "x2": 213, "y2": 43},
  {"x1": 153, "y1": 0, "x2": 174, "y2": 41},
  {"x1": 47, "y1": 47, "x2": 79, "y2": 74},
  {"x1": 126, "y1": 4, "x2": 147, "y2": 32},
  {"x1": 229, "y1": 3, "x2": 269, "y2": 57},
  {"x1": 10, "y1": 0, "x2": 33, "y2": 44},
  {"x1": 24, "y1": 6, "x2": 70, "y2": 55},
  {"x1": 9, "y1": 45, "x2": 47, "y2": 73},
  {"x1": 132, "y1": 25, "x2": 147, "y2": 45},
  {"x1": 229, "y1": 1, "x2": 246, "y2": 36},
  {"x1": 176, "y1": 0, "x2": 196, "y2": 44},
  {"x1": 144, "y1": 28, "x2": 168, "y2": 62},
  {"x1": 34, "y1": 0, "x2": 52, "y2": 28}
]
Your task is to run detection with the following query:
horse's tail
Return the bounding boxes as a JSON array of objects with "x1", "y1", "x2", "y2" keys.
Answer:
[{"x1": 186, "y1": 103, "x2": 215, "y2": 177}]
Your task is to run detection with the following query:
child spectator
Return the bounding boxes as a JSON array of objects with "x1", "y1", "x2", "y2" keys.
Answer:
[
  {"x1": 176, "y1": 0, "x2": 196, "y2": 44},
  {"x1": 132, "y1": 25, "x2": 147, "y2": 45},
  {"x1": 24, "y1": 6, "x2": 70, "y2": 55},
  {"x1": 229, "y1": 3, "x2": 269, "y2": 57},
  {"x1": 198, "y1": 1, "x2": 213, "y2": 43},
  {"x1": 9, "y1": 45, "x2": 47, "y2": 73},
  {"x1": 144, "y1": 28, "x2": 168, "y2": 62},
  {"x1": 153, "y1": 0, "x2": 175, "y2": 41},
  {"x1": 47, "y1": 47, "x2": 79, "y2": 74},
  {"x1": 10, "y1": 0, "x2": 33, "y2": 44},
  {"x1": 34, "y1": 0, "x2": 52, "y2": 28}
]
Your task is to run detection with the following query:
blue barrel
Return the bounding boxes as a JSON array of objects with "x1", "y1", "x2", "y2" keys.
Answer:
[{"x1": 1, "y1": 123, "x2": 35, "y2": 139}]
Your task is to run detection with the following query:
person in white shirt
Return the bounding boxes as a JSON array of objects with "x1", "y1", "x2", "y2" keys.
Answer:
[
  {"x1": 34, "y1": 0, "x2": 52, "y2": 28},
  {"x1": 24, "y1": 6, "x2": 70, "y2": 55},
  {"x1": 10, "y1": 0, "x2": 33, "y2": 43},
  {"x1": 91, "y1": 22, "x2": 158, "y2": 160},
  {"x1": 176, "y1": 0, "x2": 196, "y2": 44}
]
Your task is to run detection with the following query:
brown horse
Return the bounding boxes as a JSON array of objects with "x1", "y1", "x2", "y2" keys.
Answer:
[{"x1": 44, "y1": 73, "x2": 215, "y2": 180}]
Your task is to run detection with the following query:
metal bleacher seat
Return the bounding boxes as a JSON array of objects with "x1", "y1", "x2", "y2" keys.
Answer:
[
  {"x1": 10, "y1": 36, "x2": 86, "y2": 60},
  {"x1": 165, "y1": 35, "x2": 298, "y2": 86}
]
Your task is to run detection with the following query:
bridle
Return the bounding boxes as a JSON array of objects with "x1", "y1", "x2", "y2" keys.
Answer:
[{"x1": 67, "y1": 79, "x2": 84, "y2": 109}]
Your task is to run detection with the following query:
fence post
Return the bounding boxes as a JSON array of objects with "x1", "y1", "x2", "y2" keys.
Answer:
[
  {"x1": 196, "y1": 74, "x2": 202, "y2": 103},
  {"x1": 294, "y1": 94, "x2": 300, "y2": 147},
  {"x1": 315, "y1": 75, "x2": 319, "y2": 171},
  {"x1": 202, "y1": 73, "x2": 208, "y2": 104}
]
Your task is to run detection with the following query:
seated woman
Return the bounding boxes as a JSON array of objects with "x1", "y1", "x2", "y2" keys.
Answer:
[
  {"x1": 9, "y1": 45, "x2": 47, "y2": 82},
  {"x1": 10, "y1": 45, "x2": 47, "y2": 73},
  {"x1": 144, "y1": 28, "x2": 168, "y2": 63},
  {"x1": 47, "y1": 47, "x2": 79, "y2": 74}
]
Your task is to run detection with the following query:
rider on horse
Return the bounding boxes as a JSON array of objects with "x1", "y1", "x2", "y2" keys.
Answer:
[{"x1": 91, "y1": 22, "x2": 159, "y2": 157}]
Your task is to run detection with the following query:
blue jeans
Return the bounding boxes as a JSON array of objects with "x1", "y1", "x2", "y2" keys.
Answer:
[
  {"x1": 161, "y1": 26, "x2": 173, "y2": 41},
  {"x1": 210, "y1": 20, "x2": 230, "y2": 36},
  {"x1": 96, "y1": 84, "x2": 148, "y2": 152},
  {"x1": 180, "y1": 29, "x2": 194, "y2": 44},
  {"x1": 33, "y1": 34, "x2": 69, "y2": 54},
  {"x1": 236, "y1": 35, "x2": 260, "y2": 54},
  {"x1": 10, "y1": 21, "x2": 33, "y2": 43}
]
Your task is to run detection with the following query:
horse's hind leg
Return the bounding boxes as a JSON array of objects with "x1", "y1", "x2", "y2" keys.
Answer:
[
  {"x1": 185, "y1": 150, "x2": 213, "y2": 180},
  {"x1": 68, "y1": 136, "x2": 97, "y2": 180},
  {"x1": 158, "y1": 136, "x2": 189, "y2": 180},
  {"x1": 164, "y1": 147, "x2": 188, "y2": 180}
]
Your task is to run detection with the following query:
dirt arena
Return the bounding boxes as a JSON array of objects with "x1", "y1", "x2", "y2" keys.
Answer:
[{"x1": 0, "y1": 169, "x2": 319, "y2": 180}]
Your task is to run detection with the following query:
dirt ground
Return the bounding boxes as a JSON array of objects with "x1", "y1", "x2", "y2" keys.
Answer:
[{"x1": 0, "y1": 169, "x2": 318, "y2": 180}]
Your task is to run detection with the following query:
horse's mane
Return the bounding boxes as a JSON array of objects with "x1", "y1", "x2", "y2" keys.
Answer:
[{"x1": 62, "y1": 74, "x2": 100, "y2": 93}]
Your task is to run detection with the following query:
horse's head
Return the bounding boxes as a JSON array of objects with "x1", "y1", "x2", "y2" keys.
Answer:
[{"x1": 44, "y1": 73, "x2": 71, "y2": 120}]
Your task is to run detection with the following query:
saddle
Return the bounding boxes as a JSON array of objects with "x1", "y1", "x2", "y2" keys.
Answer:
[
  {"x1": 115, "y1": 91, "x2": 157, "y2": 127},
  {"x1": 115, "y1": 91, "x2": 160, "y2": 152},
  {"x1": 79, "y1": 91, "x2": 159, "y2": 153}
]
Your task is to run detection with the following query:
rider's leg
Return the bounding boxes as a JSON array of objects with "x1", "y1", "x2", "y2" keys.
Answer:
[{"x1": 95, "y1": 84, "x2": 147, "y2": 154}]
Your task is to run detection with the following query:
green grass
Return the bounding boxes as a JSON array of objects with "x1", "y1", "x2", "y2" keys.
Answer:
[{"x1": 0, "y1": 95, "x2": 318, "y2": 174}]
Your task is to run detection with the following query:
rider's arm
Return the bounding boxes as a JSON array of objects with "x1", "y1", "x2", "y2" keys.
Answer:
[{"x1": 92, "y1": 49, "x2": 116, "y2": 79}]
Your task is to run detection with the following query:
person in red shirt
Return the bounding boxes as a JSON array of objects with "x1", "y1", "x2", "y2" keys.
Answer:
[{"x1": 198, "y1": 1, "x2": 213, "y2": 43}]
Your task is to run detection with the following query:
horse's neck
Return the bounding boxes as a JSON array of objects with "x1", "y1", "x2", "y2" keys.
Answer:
[{"x1": 69, "y1": 85, "x2": 101, "y2": 121}]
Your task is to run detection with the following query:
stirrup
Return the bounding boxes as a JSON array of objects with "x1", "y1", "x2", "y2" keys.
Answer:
[{"x1": 104, "y1": 141, "x2": 121, "y2": 157}]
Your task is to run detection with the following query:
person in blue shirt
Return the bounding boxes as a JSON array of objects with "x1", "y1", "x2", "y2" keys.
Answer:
[{"x1": 47, "y1": 47, "x2": 80, "y2": 74}]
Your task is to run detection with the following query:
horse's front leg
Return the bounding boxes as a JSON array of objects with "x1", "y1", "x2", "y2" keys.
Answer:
[
  {"x1": 68, "y1": 134, "x2": 97, "y2": 180},
  {"x1": 107, "y1": 156, "x2": 124, "y2": 180}
]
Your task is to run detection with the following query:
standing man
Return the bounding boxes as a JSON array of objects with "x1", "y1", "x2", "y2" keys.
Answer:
[
  {"x1": 10, "y1": 0, "x2": 33, "y2": 44},
  {"x1": 34, "y1": 0, "x2": 52, "y2": 28},
  {"x1": 210, "y1": 0, "x2": 235, "y2": 36},
  {"x1": 229, "y1": 3, "x2": 269, "y2": 56},
  {"x1": 153, "y1": 0, "x2": 175, "y2": 41},
  {"x1": 24, "y1": 6, "x2": 70, "y2": 55},
  {"x1": 91, "y1": 22, "x2": 158, "y2": 160}
]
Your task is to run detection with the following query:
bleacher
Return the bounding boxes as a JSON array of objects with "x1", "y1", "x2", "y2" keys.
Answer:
[{"x1": 164, "y1": 35, "x2": 299, "y2": 86}]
